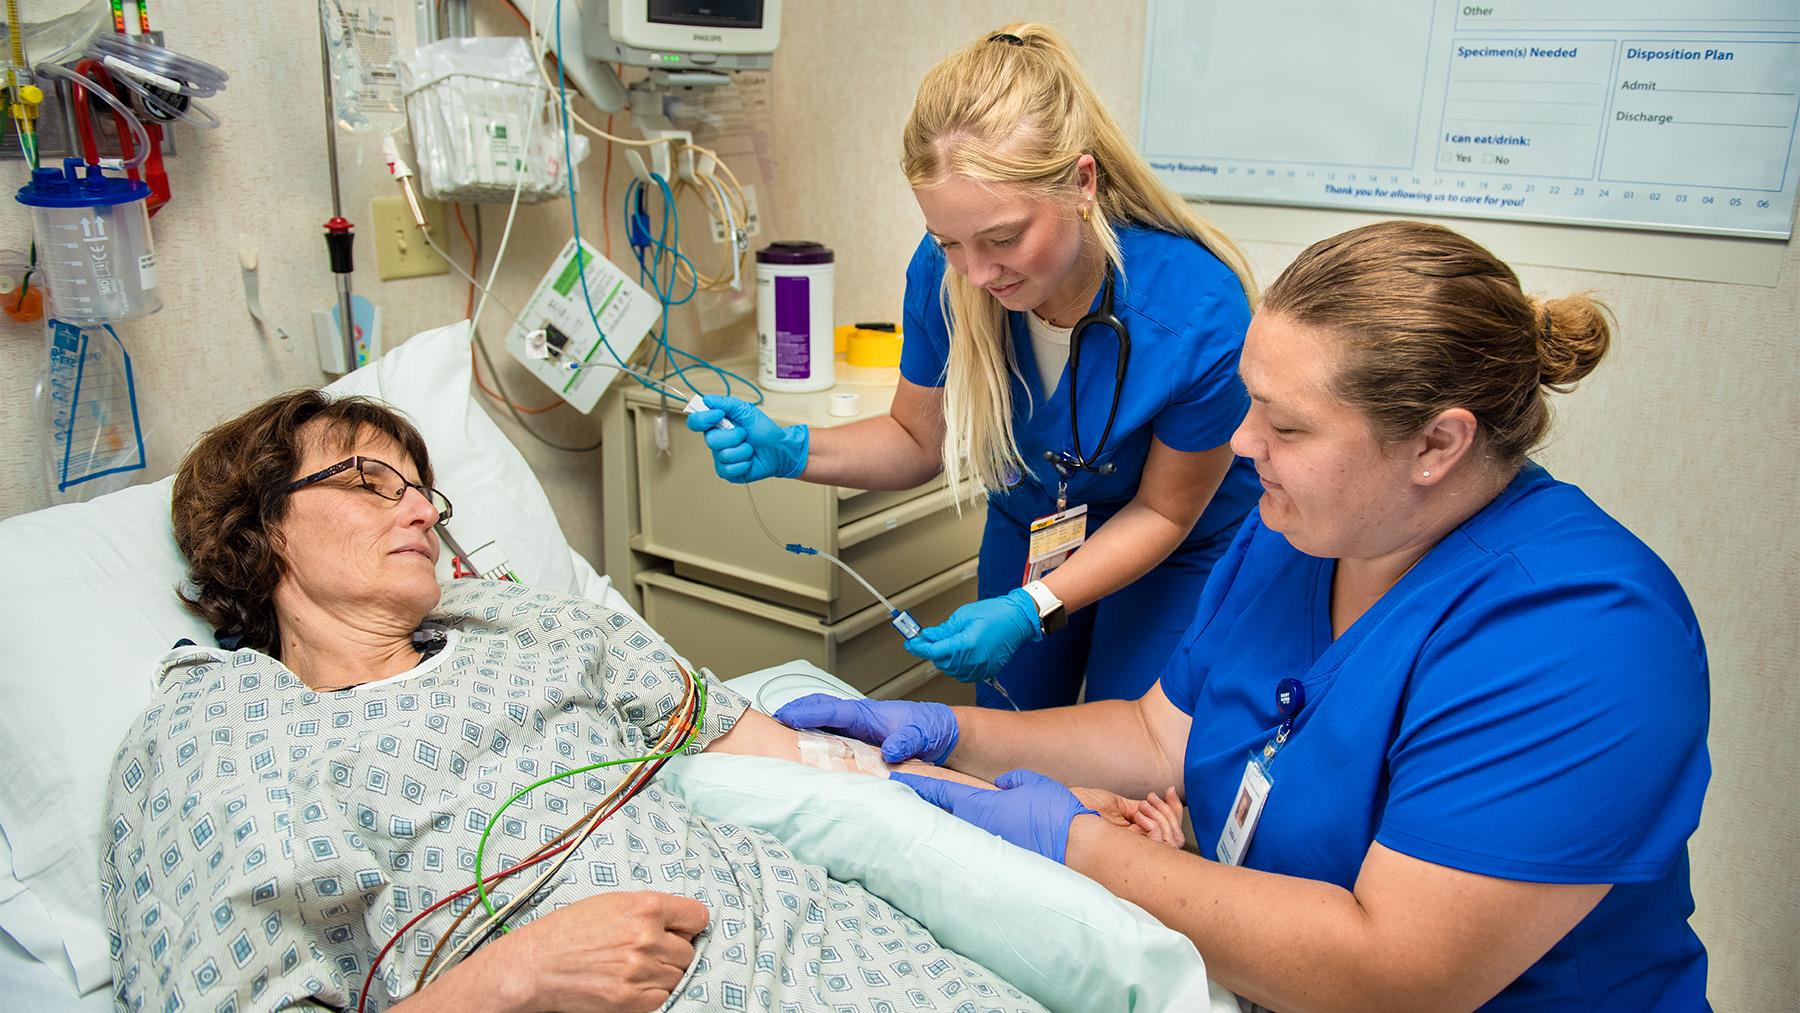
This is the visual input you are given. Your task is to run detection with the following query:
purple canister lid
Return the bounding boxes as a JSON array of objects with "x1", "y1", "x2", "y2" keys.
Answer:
[{"x1": 756, "y1": 240, "x2": 834, "y2": 265}]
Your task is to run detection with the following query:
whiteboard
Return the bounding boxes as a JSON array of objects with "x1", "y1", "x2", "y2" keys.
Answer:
[{"x1": 1140, "y1": 1, "x2": 1800, "y2": 239}]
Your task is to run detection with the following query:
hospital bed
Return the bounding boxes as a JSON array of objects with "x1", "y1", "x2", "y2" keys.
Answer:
[{"x1": 0, "y1": 323, "x2": 1234, "y2": 1012}]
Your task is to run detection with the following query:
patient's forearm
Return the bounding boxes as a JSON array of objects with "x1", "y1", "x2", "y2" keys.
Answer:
[
  {"x1": 948, "y1": 699, "x2": 1177, "y2": 798},
  {"x1": 705, "y1": 708, "x2": 990, "y2": 787}
]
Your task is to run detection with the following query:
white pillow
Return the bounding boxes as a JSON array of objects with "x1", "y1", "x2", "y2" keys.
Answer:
[
  {"x1": 325, "y1": 321, "x2": 580, "y2": 593},
  {"x1": 0, "y1": 320, "x2": 604, "y2": 993},
  {"x1": 661, "y1": 755, "x2": 1237, "y2": 1013}
]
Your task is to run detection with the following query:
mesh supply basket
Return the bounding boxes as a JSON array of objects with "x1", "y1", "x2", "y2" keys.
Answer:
[{"x1": 400, "y1": 36, "x2": 588, "y2": 203}]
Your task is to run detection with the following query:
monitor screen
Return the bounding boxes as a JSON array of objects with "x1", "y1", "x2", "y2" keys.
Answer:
[{"x1": 647, "y1": 0, "x2": 764, "y2": 31}]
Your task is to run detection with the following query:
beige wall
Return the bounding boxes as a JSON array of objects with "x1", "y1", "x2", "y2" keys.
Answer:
[
  {"x1": 0, "y1": 1, "x2": 1792, "y2": 1008},
  {"x1": 781, "y1": 3, "x2": 1797, "y2": 1010},
  {"x1": 0, "y1": 0, "x2": 663, "y2": 561}
]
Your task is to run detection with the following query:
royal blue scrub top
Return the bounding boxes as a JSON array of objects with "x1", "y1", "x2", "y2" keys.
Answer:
[
  {"x1": 900, "y1": 225, "x2": 1258, "y2": 706},
  {"x1": 1162, "y1": 464, "x2": 1710, "y2": 1009}
]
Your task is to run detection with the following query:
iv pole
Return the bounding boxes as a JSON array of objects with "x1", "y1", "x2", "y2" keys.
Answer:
[{"x1": 316, "y1": 1, "x2": 357, "y2": 373}]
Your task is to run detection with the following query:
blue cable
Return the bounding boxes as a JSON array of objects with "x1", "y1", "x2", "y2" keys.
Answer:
[
  {"x1": 552, "y1": 0, "x2": 763, "y2": 405},
  {"x1": 622, "y1": 175, "x2": 763, "y2": 403},
  {"x1": 624, "y1": 174, "x2": 707, "y2": 396}
]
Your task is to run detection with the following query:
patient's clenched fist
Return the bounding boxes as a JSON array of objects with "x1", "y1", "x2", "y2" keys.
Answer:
[{"x1": 507, "y1": 890, "x2": 710, "y2": 1012}]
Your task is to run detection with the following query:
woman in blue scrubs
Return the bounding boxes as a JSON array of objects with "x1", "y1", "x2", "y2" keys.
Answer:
[
  {"x1": 779, "y1": 221, "x2": 1711, "y2": 1008},
  {"x1": 688, "y1": 24, "x2": 1259, "y2": 708}
]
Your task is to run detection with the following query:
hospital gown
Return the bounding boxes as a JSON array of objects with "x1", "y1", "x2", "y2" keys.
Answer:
[{"x1": 101, "y1": 579, "x2": 1042, "y2": 1012}]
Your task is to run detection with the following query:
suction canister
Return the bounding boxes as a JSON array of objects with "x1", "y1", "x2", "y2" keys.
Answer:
[
  {"x1": 756, "y1": 240, "x2": 834, "y2": 393},
  {"x1": 15, "y1": 158, "x2": 161, "y2": 323}
]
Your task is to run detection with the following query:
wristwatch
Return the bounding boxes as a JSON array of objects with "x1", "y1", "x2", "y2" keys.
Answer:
[{"x1": 1021, "y1": 580, "x2": 1067, "y2": 636}]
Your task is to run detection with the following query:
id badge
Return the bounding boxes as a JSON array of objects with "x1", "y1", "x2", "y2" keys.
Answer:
[
  {"x1": 1215, "y1": 753, "x2": 1273, "y2": 867},
  {"x1": 1023, "y1": 503, "x2": 1088, "y2": 584}
]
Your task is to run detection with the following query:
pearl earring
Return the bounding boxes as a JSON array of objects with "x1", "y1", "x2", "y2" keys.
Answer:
[{"x1": 1422, "y1": 470, "x2": 1432, "y2": 478}]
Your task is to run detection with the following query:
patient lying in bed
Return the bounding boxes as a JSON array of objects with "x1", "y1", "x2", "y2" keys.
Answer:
[{"x1": 100, "y1": 391, "x2": 1176, "y2": 1013}]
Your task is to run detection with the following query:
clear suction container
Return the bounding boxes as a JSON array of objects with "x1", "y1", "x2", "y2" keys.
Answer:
[{"x1": 15, "y1": 158, "x2": 162, "y2": 323}]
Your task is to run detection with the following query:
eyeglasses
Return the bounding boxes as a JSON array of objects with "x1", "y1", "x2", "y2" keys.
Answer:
[{"x1": 284, "y1": 456, "x2": 454, "y2": 522}]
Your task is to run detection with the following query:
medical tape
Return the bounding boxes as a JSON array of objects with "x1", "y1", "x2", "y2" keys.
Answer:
[{"x1": 795, "y1": 730, "x2": 889, "y2": 776}]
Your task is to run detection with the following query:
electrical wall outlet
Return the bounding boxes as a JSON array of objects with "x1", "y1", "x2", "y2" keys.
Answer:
[{"x1": 372, "y1": 195, "x2": 451, "y2": 280}]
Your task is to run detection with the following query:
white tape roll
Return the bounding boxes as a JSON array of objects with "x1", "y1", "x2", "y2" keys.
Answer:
[{"x1": 829, "y1": 392, "x2": 861, "y2": 417}]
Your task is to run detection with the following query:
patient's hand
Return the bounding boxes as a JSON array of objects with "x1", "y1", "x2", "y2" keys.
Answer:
[{"x1": 1071, "y1": 787, "x2": 1185, "y2": 849}]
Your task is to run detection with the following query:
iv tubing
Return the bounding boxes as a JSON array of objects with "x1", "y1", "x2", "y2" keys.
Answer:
[
  {"x1": 105, "y1": 61, "x2": 220, "y2": 128},
  {"x1": 743, "y1": 485, "x2": 902, "y2": 615},
  {"x1": 749, "y1": 480, "x2": 1020, "y2": 709},
  {"x1": 89, "y1": 33, "x2": 226, "y2": 96},
  {"x1": 466, "y1": 0, "x2": 544, "y2": 344},
  {"x1": 34, "y1": 62, "x2": 148, "y2": 169}
]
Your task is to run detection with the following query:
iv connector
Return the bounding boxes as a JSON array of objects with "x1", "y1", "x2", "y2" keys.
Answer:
[
  {"x1": 890, "y1": 610, "x2": 922, "y2": 640},
  {"x1": 682, "y1": 394, "x2": 735, "y2": 429}
]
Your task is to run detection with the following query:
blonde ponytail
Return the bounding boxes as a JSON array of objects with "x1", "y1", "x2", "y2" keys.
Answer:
[{"x1": 904, "y1": 23, "x2": 1257, "y2": 503}]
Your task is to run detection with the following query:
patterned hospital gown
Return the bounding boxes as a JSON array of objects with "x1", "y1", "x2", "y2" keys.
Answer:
[{"x1": 101, "y1": 579, "x2": 1042, "y2": 1012}]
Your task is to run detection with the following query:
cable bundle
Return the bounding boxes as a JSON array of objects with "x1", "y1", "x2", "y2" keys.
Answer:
[{"x1": 355, "y1": 662, "x2": 708, "y2": 1011}]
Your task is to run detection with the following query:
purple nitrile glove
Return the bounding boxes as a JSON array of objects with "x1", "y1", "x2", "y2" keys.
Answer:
[
  {"x1": 889, "y1": 768, "x2": 1097, "y2": 865},
  {"x1": 773, "y1": 693, "x2": 959, "y2": 765}
]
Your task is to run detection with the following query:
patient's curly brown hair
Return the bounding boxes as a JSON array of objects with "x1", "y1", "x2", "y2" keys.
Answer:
[{"x1": 171, "y1": 390, "x2": 434, "y2": 656}]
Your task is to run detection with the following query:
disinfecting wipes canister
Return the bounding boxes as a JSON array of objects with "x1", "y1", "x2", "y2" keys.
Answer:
[{"x1": 756, "y1": 241, "x2": 835, "y2": 393}]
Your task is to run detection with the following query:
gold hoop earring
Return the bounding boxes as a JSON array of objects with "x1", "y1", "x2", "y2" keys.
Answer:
[{"x1": 1080, "y1": 205, "x2": 1090, "y2": 223}]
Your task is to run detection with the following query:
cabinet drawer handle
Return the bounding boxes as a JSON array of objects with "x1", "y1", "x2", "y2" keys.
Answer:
[{"x1": 838, "y1": 486, "x2": 963, "y2": 549}]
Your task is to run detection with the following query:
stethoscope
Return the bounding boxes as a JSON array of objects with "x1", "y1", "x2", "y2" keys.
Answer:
[{"x1": 1042, "y1": 261, "x2": 1130, "y2": 509}]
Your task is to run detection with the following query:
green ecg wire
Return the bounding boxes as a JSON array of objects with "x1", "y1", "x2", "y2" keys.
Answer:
[{"x1": 472, "y1": 675, "x2": 709, "y2": 921}]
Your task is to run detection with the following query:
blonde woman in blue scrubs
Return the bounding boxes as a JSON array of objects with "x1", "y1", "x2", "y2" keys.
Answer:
[
  {"x1": 782, "y1": 222, "x2": 1711, "y2": 1009},
  {"x1": 688, "y1": 24, "x2": 1260, "y2": 709}
]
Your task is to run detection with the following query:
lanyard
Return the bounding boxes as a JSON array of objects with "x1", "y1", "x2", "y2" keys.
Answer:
[
  {"x1": 1219, "y1": 677, "x2": 1306, "y2": 868},
  {"x1": 1257, "y1": 678, "x2": 1307, "y2": 768}
]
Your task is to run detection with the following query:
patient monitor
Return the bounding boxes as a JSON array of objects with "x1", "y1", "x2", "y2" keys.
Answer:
[
  {"x1": 542, "y1": 0, "x2": 783, "y2": 112},
  {"x1": 588, "y1": 0, "x2": 781, "y2": 70}
]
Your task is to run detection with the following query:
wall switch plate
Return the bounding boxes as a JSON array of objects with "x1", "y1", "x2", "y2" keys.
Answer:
[{"x1": 372, "y1": 195, "x2": 451, "y2": 280}]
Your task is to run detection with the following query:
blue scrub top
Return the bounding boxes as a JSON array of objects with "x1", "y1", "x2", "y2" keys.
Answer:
[
  {"x1": 899, "y1": 225, "x2": 1259, "y2": 550},
  {"x1": 1162, "y1": 464, "x2": 1710, "y2": 1009}
]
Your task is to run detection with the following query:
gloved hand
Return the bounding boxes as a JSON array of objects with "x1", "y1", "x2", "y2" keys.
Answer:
[
  {"x1": 889, "y1": 769, "x2": 1097, "y2": 865},
  {"x1": 773, "y1": 693, "x2": 959, "y2": 764},
  {"x1": 902, "y1": 588, "x2": 1042, "y2": 682},
  {"x1": 684, "y1": 395, "x2": 809, "y2": 483}
]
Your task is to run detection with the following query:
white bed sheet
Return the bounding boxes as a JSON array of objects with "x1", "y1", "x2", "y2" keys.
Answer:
[{"x1": 0, "y1": 928, "x2": 110, "y2": 1012}]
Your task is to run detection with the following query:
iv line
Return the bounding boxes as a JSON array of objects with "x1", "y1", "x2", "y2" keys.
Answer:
[
  {"x1": 743, "y1": 484, "x2": 898, "y2": 613},
  {"x1": 742, "y1": 484, "x2": 1022, "y2": 711}
]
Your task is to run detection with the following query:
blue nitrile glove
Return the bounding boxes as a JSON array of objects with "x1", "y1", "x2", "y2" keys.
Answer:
[
  {"x1": 773, "y1": 693, "x2": 959, "y2": 765},
  {"x1": 684, "y1": 395, "x2": 809, "y2": 483},
  {"x1": 889, "y1": 769, "x2": 1097, "y2": 865},
  {"x1": 902, "y1": 588, "x2": 1042, "y2": 682}
]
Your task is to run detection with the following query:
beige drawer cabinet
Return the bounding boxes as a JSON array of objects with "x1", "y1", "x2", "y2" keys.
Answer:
[
  {"x1": 598, "y1": 358, "x2": 985, "y2": 690},
  {"x1": 629, "y1": 398, "x2": 984, "y2": 621},
  {"x1": 637, "y1": 558, "x2": 978, "y2": 696}
]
